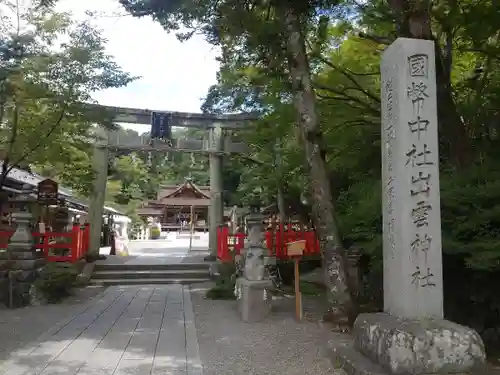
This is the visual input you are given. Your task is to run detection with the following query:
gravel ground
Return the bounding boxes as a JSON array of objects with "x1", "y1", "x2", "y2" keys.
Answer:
[
  {"x1": 190, "y1": 282, "x2": 345, "y2": 375},
  {"x1": 0, "y1": 285, "x2": 106, "y2": 361}
]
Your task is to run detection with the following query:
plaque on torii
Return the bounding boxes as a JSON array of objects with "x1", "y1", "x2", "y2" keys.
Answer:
[{"x1": 150, "y1": 111, "x2": 173, "y2": 140}]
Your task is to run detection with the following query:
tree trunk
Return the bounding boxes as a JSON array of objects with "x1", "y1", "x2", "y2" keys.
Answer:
[
  {"x1": 281, "y1": 5, "x2": 357, "y2": 325},
  {"x1": 274, "y1": 140, "x2": 287, "y2": 245},
  {"x1": 276, "y1": 185, "x2": 286, "y2": 224}
]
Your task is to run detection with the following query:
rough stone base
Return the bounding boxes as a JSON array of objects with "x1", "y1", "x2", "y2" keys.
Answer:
[
  {"x1": 329, "y1": 312, "x2": 487, "y2": 375},
  {"x1": 236, "y1": 278, "x2": 273, "y2": 322},
  {"x1": 329, "y1": 336, "x2": 387, "y2": 375}
]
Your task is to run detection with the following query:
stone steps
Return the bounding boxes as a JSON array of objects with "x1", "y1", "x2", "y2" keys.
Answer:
[
  {"x1": 91, "y1": 278, "x2": 209, "y2": 286},
  {"x1": 91, "y1": 262, "x2": 211, "y2": 286},
  {"x1": 94, "y1": 262, "x2": 208, "y2": 271},
  {"x1": 93, "y1": 269, "x2": 209, "y2": 280}
]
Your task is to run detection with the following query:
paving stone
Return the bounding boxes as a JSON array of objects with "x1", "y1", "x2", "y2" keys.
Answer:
[
  {"x1": 39, "y1": 289, "x2": 142, "y2": 375},
  {"x1": 152, "y1": 285, "x2": 188, "y2": 375},
  {"x1": 0, "y1": 287, "x2": 126, "y2": 375},
  {"x1": 114, "y1": 358, "x2": 157, "y2": 375},
  {"x1": 122, "y1": 289, "x2": 167, "y2": 360},
  {"x1": 77, "y1": 288, "x2": 154, "y2": 375},
  {"x1": 0, "y1": 285, "x2": 202, "y2": 375},
  {"x1": 183, "y1": 288, "x2": 203, "y2": 375}
]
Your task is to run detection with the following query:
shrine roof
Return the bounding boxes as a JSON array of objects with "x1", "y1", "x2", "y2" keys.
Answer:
[
  {"x1": 157, "y1": 178, "x2": 210, "y2": 200},
  {"x1": 154, "y1": 198, "x2": 210, "y2": 207},
  {"x1": 136, "y1": 207, "x2": 163, "y2": 216}
]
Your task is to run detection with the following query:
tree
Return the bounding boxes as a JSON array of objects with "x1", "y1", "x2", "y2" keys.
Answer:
[
  {"x1": 119, "y1": 0, "x2": 357, "y2": 323},
  {"x1": 112, "y1": 153, "x2": 149, "y2": 204},
  {"x1": 0, "y1": 4, "x2": 135, "y2": 196}
]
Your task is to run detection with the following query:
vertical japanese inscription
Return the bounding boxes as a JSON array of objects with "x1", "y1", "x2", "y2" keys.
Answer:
[
  {"x1": 406, "y1": 53, "x2": 436, "y2": 288},
  {"x1": 384, "y1": 77, "x2": 396, "y2": 252}
]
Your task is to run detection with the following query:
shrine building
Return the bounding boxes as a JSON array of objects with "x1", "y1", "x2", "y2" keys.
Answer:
[{"x1": 136, "y1": 178, "x2": 212, "y2": 232}]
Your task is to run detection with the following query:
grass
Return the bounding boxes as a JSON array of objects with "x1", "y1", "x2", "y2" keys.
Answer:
[
  {"x1": 299, "y1": 281, "x2": 326, "y2": 296},
  {"x1": 282, "y1": 280, "x2": 326, "y2": 296}
]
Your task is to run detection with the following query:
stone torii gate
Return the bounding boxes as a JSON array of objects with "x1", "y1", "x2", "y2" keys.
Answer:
[{"x1": 87, "y1": 105, "x2": 255, "y2": 256}]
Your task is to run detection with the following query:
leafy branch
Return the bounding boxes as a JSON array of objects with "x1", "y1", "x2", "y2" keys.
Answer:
[{"x1": 314, "y1": 82, "x2": 380, "y2": 116}]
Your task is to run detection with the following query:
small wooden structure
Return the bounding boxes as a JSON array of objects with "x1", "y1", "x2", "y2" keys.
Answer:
[
  {"x1": 136, "y1": 178, "x2": 210, "y2": 231},
  {"x1": 287, "y1": 240, "x2": 306, "y2": 321}
]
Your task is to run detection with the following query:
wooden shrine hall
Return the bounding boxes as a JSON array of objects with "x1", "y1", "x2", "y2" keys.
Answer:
[{"x1": 136, "y1": 178, "x2": 211, "y2": 232}]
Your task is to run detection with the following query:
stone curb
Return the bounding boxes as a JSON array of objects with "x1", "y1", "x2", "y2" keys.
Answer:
[{"x1": 184, "y1": 286, "x2": 204, "y2": 375}]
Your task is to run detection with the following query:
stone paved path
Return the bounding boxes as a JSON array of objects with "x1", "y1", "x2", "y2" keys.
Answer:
[{"x1": 0, "y1": 285, "x2": 203, "y2": 375}]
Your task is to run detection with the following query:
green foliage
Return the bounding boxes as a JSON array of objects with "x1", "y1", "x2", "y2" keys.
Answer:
[
  {"x1": 84, "y1": 253, "x2": 107, "y2": 263},
  {"x1": 150, "y1": 227, "x2": 161, "y2": 240},
  {"x1": 34, "y1": 262, "x2": 78, "y2": 303},
  {"x1": 205, "y1": 278, "x2": 237, "y2": 300},
  {"x1": 0, "y1": 4, "x2": 135, "y2": 196},
  {"x1": 206, "y1": 262, "x2": 237, "y2": 300},
  {"x1": 440, "y1": 165, "x2": 500, "y2": 270},
  {"x1": 300, "y1": 281, "x2": 325, "y2": 296}
]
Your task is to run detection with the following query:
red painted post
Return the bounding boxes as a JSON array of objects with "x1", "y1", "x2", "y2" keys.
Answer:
[
  {"x1": 217, "y1": 226, "x2": 222, "y2": 260},
  {"x1": 278, "y1": 225, "x2": 283, "y2": 257},
  {"x1": 217, "y1": 226, "x2": 231, "y2": 261},
  {"x1": 83, "y1": 224, "x2": 90, "y2": 256},
  {"x1": 222, "y1": 226, "x2": 231, "y2": 261},
  {"x1": 265, "y1": 231, "x2": 272, "y2": 254},
  {"x1": 43, "y1": 231, "x2": 50, "y2": 260},
  {"x1": 235, "y1": 232, "x2": 245, "y2": 255},
  {"x1": 71, "y1": 224, "x2": 80, "y2": 263}
]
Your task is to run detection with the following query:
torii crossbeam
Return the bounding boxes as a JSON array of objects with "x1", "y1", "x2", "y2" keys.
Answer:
[{"x1": 87, "y1": 105, "x2": 257, "y2": 257}]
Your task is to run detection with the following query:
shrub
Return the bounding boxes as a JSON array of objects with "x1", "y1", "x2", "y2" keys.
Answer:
[
  {"x1": 150, "y1": 227, "x2": 161, "y2": 240},
  {"x1": 34, "y1": 262, "x2": 78, "y2": 303},
  {"x1": 277, "y1": 257, "x2": 322, "y2": 286},
  {"x1": 84, "y1": 253, "x2": 107, "y2": 263},
  {"x1": 205, "y1": 278, "x2": 237, "y2": 300},
  {"x1": 206, "y1": 262, "x2": 237, "y2": 300}
]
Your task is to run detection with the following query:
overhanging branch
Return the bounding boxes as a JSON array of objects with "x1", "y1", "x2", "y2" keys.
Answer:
[
  {"x1": 314, "y1": 82, "x2": 380, "y2": 116},
  {"x1": 357, "y1": 32, "x2": 394, "y2": 45},
  {"x1": 315, "y1": 54, "x2": 381, "y2": 105}
]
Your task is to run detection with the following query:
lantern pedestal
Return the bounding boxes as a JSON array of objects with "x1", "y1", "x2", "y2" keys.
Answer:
[{"x1": 235, "y1": 278, "x2": 273, "y2": 322}]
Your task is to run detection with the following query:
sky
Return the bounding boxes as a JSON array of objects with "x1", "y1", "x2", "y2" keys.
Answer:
[{"x1": 55, "y1": 0, "x2": 221, "y2": 133}]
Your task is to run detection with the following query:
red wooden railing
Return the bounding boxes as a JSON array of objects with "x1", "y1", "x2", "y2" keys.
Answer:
[
  {"x1": 217, "y1": 225, "x2": 321, "y2": 262},
  {"x1": 0, "y1": 224, "x2": 90, "y2": 263}
]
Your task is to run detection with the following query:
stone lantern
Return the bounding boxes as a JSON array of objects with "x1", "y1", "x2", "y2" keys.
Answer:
[
  {"x1": 6, "y1": 184, "x2": 43, "y2": 307},
  {"x1": 235, "y1": 186, "x2": 273, "y2": 322}
]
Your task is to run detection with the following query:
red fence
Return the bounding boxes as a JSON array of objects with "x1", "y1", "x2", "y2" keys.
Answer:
[
  {"x1": 0, "y1": 224, "x2": 90, "y2": 263},
  {"x1": 217, "y1": 225, "x2": 321, "y2": 262}
]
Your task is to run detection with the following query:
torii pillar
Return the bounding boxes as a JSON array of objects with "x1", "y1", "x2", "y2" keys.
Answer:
[
  {"x1": 88, "y1": 138, "x2": 109, "y2": 255},
  {"x1": 208, "y1": 125, "x2": 224, "y2": 257}
]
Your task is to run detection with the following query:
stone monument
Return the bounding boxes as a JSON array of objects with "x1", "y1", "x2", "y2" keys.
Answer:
[
  {"x1": 235, "y1": 211, "x2": 273, "y2": 322},
  {"x1": 329, "y1": 38, "x2": 486, "y2": 374}
]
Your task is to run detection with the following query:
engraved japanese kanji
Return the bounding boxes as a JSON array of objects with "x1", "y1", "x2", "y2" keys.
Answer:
[
  {"x1": 408, "y1": 116, "x2": 429, "y2": 139},
  {"x1": 411, "y1": 266, "x2": 436, "y2": 287},
  {"x1": 410, "y1": 233, "x2": 432, "y2": 253},
  {"x1": 408, "y1": 54, "x2": 428, "y2": 78},
  {"x1": 410, "y1": 171, "x2": 431, "y2": 197},
  {"x1": 406, "y1": 144, "x2": 434, "y2": 167},
  {"x1": 411, "y1": 200, "x2": 432, "y2": 227},
  {"x1": 407, "y1": 81, "x2": 429, "y2": 116}
]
